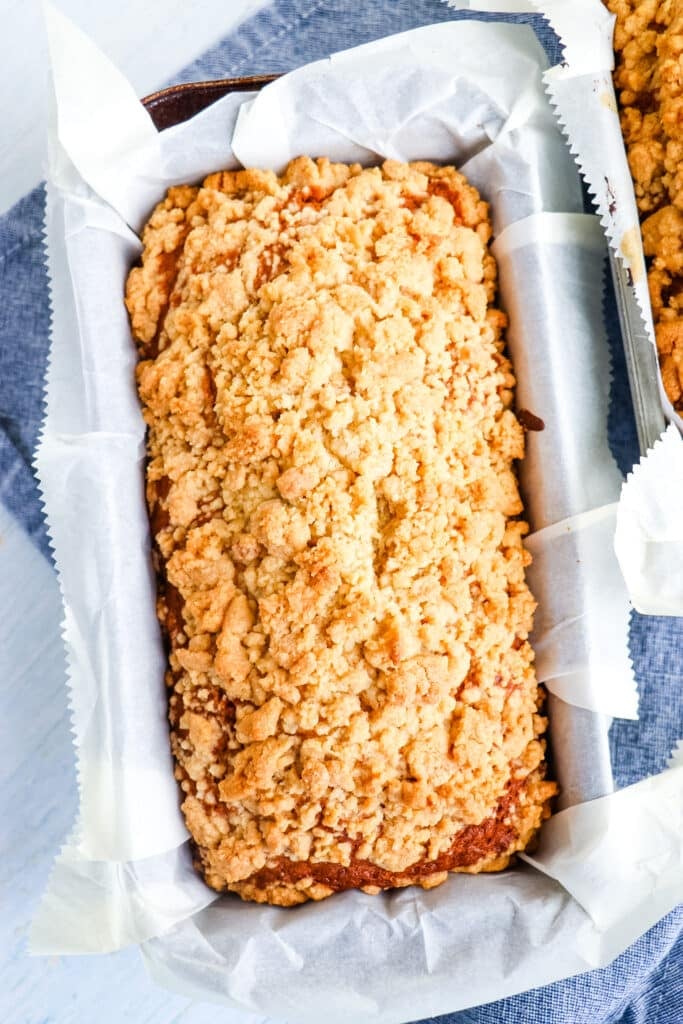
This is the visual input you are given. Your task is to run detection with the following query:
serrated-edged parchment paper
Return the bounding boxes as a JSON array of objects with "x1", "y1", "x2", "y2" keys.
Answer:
[
  {"x1": 445, "y1": 0, "x2": 683, "y2": 613},
  {"x1": 31, "y1": 5, "x2": 683, "y2": 1022}
]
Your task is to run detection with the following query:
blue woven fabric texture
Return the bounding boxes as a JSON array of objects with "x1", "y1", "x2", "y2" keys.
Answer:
[
  {"x1": 0, "y1": 0, "x2": 680, "y2": 1020},
  {"x1": 0, "y1": 186, "x2": 49, "y2": 552}
]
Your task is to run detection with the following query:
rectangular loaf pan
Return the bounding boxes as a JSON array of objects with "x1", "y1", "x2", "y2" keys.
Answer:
[{"x1": 139, "y1": 75, "x2": 617, "y2": 814}]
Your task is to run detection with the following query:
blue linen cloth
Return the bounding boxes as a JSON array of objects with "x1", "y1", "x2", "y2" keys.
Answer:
[{"x1": 1, "y1": 1, "x2": 680, "y2": 1020}]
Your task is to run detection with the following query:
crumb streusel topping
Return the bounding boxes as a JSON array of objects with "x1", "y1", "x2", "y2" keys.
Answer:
[
  {"x1": 126, "y1": 157, "x2": 555, "y2": 905},
  {"x1": 607, "y1": 0, "x2": 683, "y2": 409}
]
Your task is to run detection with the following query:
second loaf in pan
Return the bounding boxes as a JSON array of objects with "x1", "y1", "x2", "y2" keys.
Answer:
[{"x1": 125, "y1": 156, "x2": 556, "y2": 906}]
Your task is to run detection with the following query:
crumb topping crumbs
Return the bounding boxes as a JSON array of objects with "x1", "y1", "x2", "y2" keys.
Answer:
[
  {"x1": 126, "y1": 156, "x2": 555, "y2": 905},
  {"x1": 607, "y1": 0, "x2": 683, "y2": 408}
]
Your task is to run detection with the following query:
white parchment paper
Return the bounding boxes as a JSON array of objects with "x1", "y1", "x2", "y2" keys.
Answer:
[
  {"x1": 31, "y1": 4, "x2": 683, "y2": 1021},
  {"x1": 446, "y1": 0, "x2": 683, "y2": 614},
  {"x1": 615, "y1": 424, "x2": 683, "y2": 614}
]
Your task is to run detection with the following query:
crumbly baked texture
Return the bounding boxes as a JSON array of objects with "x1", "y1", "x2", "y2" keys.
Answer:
[
  {"x1": 125, "y1": 156, "x2": 556, "y2": 906},
  {"x1": 607, "y1": 0, "x2": 683, "y2": 408}
]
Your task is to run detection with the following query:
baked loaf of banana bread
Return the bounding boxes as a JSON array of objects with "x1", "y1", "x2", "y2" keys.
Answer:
[{"x1": 125, "y1": 156, "x2": 556, "y2": 906}]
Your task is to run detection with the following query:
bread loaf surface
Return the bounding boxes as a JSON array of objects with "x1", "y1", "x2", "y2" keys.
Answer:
[{"x1": 126, "y1": 157, "x2": 555, "y2": 905}]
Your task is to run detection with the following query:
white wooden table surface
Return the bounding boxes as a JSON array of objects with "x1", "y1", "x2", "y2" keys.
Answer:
[{"x1": 0, "y1": 2, "x2": 267, "y2": 1020}]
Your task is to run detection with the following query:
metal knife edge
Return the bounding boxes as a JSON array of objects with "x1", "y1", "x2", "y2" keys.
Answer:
[{"x1": 608, "y1": 252, "x2": 667, "y2": 456}]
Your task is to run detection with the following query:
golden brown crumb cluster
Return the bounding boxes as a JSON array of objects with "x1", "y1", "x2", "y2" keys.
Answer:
[
  {"x1": 126, "y1": 157, "x2": 555, "y2": 906},
  {"x1": 607, "y1": 0, "x2": 683, "y2": 408}
]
